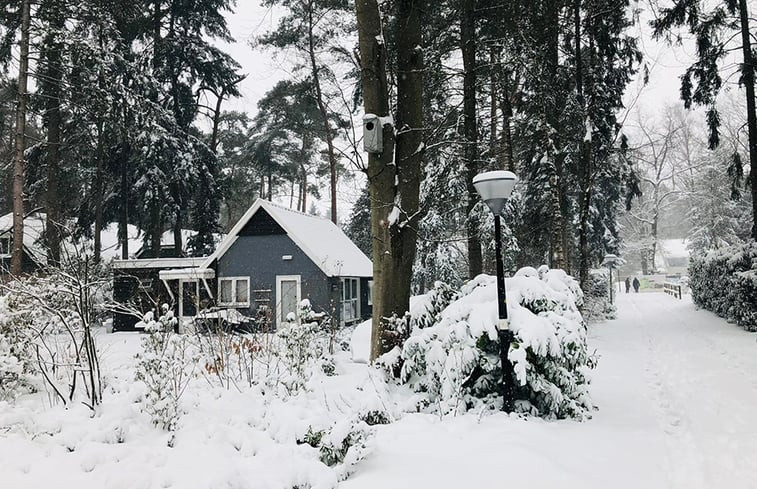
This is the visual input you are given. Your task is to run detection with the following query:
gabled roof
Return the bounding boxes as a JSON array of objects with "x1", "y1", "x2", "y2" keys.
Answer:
[
  {"x1": 203, "y1": 199, "x2": 373, "y2": 277},
  {"x1": 0, "y1": 212, "x2": 48, "y2": 264}
]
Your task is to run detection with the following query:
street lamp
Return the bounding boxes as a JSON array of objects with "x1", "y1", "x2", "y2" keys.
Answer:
[
  {"x1": 602, "y1": 254, "x2": 619, "y2": 304},
  {"x1": 473, "y1": 170, "x2": 518, "y2": 412}
]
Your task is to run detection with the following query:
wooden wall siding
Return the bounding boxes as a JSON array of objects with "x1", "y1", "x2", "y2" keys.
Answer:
[{"x1": 239, "y1": 209, "x2": 286, "y2": 236}]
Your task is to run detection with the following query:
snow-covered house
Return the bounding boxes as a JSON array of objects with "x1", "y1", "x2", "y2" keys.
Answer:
[
  {"x1": 0, "y1": 212, "x2": 47, "y2": 275},
  {"x1": 112, "y1": 199, "x2": 373, "y2": 331}
]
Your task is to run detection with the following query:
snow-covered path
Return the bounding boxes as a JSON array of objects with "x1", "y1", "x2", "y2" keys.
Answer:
[{"x1": 343, "y1": 293, "x2": 757, "y2": 489}]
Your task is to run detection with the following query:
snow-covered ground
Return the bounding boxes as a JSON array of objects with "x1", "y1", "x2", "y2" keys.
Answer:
[
  {"x1": 344, "y1": 292, "x2": 757, "y2": 489},
  {"x1": 2, "y1": 292, "x2": 756, "y2": 488}
]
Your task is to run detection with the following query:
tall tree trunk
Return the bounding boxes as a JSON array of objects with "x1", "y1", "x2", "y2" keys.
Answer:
[
  {"x1": 356, "y1": 0, "x2": 424, "y2": 361},
  {"x1": 738, "y1": 0, "x2": 757, "y2": 240},
  {"x1": 545, "y1": 0, "x2": 566, "y2": 270},
  {"x1": 119, "y1": 147, "x2": 129, "y2": 259},
  {"x1": 150, "y1": 202, "x2": 162, "y2": 258},
  {"x1": 489, "y1": 48, "x2": 498, "y2": 169},
  {"x1": 172, "y1": 208, "x2": 183, "y2": 257},
  {"x1": 499, "y1": 70, "x2": 514, "y2": 172},
  {"x1": 575, "y1": 0, "x2": 592, "y2": 288},
  {"x1": 11, "y1": 0, "x2": 31, "y2": 276},
  {"x1": 461, "y1": 0, "x2": 482, "y2": 278},
  {"x1": 43, "y1": 18, "x2": 64, "y2": 266},
  {"x1": 93, "y1": 122, "x2": 104, "y2": 263},
  {"x1": 307, "y1": 7, "x2": 339, "y2": 224}
]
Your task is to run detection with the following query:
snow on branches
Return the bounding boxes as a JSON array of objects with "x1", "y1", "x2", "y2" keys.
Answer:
[{"x1": 399, "y1": 267, "x2": 596, "y2": 419}]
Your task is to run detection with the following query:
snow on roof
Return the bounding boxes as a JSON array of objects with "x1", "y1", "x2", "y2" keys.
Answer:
[
  {"x1": 204, "y1": 199, "x2": 373, "y2": 277},
  {"x1": 100, "y1": 223, "x2": 143, "y2": 261},
  {"x1": 0, "y1": 212, "x2": 48, "y2": 263}
]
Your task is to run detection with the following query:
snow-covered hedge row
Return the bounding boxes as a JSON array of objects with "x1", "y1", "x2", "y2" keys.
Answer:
[
  {"x1": 689, "y1": 242, "x2": 757, "y2": 330},
  {"x1": 399, "y1": 267, "x2": 596, "y2": 419}
]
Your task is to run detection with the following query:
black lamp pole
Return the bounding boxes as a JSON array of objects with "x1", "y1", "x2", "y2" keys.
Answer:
[{"x1": 494, "y1": 213, "x2": 516, "y2": 412}]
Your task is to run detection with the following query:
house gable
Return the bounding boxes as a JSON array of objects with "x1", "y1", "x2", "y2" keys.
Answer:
[
  {"x1": 239, "y1": 209, "x2": 286, "y2": 236},
  {"x1": 202, "y1": 199, "x2": 372, "y2": 277}
]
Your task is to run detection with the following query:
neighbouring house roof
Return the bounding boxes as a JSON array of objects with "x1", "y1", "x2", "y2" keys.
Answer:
[
  {"x1": 203, "y1": 199, "x2": 373, "y2": 277},
  {"x1": 0, "y1": 212, "x2": 48, "y2": 264}
]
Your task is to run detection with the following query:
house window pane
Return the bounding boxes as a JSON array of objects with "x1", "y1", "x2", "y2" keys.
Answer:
[
  {"x1": 220, "y1": 279, "x2": 233, "y2": 303},
  {"x1": 236, "y1": 279, "x2": 249, "y2": 304},
  {"x1": 351, "y1": 279, "x2": 357, "y2": 298},
  {"x1": 0, "y1": 237, "x2": 10, "y2": 255}
]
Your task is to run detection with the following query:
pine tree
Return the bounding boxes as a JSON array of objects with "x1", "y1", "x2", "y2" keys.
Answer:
[{"x1": 652, "y1": 0, "x2": 757, "y2": 241}]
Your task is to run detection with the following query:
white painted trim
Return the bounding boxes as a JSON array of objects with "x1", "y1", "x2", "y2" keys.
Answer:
[
  {"x1": 275, "y1": 274, "x2": 301, "y2": 326},
  {"x1": 218, "y1": 276, "x2": 251, "y2": 307},
  {"x1": 159, "y1": 267, "x2": 215, "y2": 280},
  {"x1": 112, "y1": 257, "x2": 207, "y2": 269},
  {"x1": 340, "y1": 277, "x2": 361, "y2": 325}
]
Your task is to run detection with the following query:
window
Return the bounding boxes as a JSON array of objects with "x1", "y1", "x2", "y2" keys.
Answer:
[
  {"x1": 218, "y1": 277, "x2": 250, "y2": 307},
  {"x1": 0, "y1": 236, "x2": 11, "y2": 257},
  {"x1": 367, "y1": 280, "x2": 373, "y2": 306},
  {"x1": 341, "y1": 277, "x2": 360, "y2": 323}
]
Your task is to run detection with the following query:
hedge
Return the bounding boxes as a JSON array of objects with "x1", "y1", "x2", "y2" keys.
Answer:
[{"x1": 689, "y1": 242, "x2": 757, "y2": 331}]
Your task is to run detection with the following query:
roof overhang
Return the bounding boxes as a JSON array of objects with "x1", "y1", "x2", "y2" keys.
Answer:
[
  {"x1": 112, "y1": 257, "x2": 208, "y2": 270},
  {"x1": 159, "y1": 267, "x2": 215, "y2": 280}
]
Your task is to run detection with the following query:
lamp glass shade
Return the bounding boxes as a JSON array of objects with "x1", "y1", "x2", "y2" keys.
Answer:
[{"x1": 473, "y1": 170, "x2": 518, "y2": 215}]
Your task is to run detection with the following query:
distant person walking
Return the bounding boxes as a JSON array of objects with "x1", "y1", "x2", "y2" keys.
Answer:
[
  {"x1": 632, "y1": 277, "x2": 640, "y2": 293},
  {"x1": 625, "y1": 277, "x2": 630, "y2": 293}
]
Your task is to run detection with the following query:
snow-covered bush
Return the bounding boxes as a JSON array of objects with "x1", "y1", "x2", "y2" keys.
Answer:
[
  {"x1": 135, "y1": 306, "x2": 198, "y2": 432},
  {"x1": 400, "y1": 268, "x2": 596, "y2": 419},
  {"x1": 689, "y1": 242, "x2": 757, "y2": 330},
  {"x1": 582, "y1": 269, "x2": 617, "y2": 322},
  {"x1": 0, "y1": 257, "x2": 106, "y2": 408},
  {"x1": 274, "y1": 299, "x2": 328, "y2": 393},
  {"x1": 0, "y1": 295, "x2": 36, "y2": 401},
  {"x1": 300, "y1": 417, "x2": 373, "y2": 481}
]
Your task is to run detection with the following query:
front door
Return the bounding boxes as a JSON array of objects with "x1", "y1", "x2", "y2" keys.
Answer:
[{"x1": 276, "y1": 275, "x2": 301, "y2": 325}]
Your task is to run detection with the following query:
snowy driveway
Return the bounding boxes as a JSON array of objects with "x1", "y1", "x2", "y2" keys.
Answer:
[{"x1": 343, "y1": 293, "x2": 757, "y2": 489}]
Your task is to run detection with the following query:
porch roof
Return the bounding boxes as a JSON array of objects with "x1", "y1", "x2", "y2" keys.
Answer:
[{"x1": 158, "y1": 267, "x2": 215, "y2": 280}]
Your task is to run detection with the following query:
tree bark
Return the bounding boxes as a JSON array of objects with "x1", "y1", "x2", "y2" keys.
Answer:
[
  {"x1": 738, "y1": 0, "x2": 757, "y2": 240},
  {"x1": 545, "y1": 0, "x2": 566, "y2": 270},
  {"x1": 93, "y1": 122, "x2": 104, "y2": 263},
  {"x1": 11, "y1": 0, "x2": 31, "y2": 276},
  {"x1": 575, "y1": 0, "x2": 592, "y2": 288},
  {"x1": 356, "y1": 0, "x2": 424, "y2": 362},
  {"x1": 307, "y1": 5, "x2": 339, "y2": 224},
  {"x1": 461, "y1": 0, "x2": 482, "y2": 278},
  {"x1": 42, "y1": 12, "x2": 64, "y2": 266}
]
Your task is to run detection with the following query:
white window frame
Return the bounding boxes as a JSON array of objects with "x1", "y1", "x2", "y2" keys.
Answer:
[
  {"x1": 218, "y1": 276, "x2": 251, "y2": 307},
  {"x1": 276, "y1": 274, "x2": 301, "y2": 325},
  {"x1": 341, "y1": 277, "x2": 360, "y2": 324},
  {"x1": 0, "y1": 235, "x2": 11, "y2": 257}
]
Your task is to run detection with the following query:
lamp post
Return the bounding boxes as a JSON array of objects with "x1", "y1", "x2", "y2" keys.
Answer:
[
  {"x1": 473, "y1": 170, "x2": 518, "y2": 412},
  {"x1": 602, "y1": 254, "x2": 619, "y2": 304}
]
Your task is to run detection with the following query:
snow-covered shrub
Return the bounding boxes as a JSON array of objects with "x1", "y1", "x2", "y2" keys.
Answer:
[
  {"x1": 135, "y1": 306, "x2": 198, "y2": 432},
  {"x1": 400, "y1": 269, "x2": 596, "y2": 419},
  {"x1": 689, "y1": 242, "x2": 757, "y2": 330},
  {"x1": 274, "y1": 299, "x2": 327, "y2": 393},
  {"x1": 582, "y1": 269, "x2": 617, "y2": 322},
  {"x1": 0, "y1": 258, "x2": 106, "y2": 407},
  {"x1": 0, "y1": 295, "x2": 36, "y2": 400}
]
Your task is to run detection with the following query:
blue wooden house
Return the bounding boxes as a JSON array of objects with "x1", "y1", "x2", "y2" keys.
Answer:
[{"x1": 113, "y1": 199, "x2": 373, "y2": 331}]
